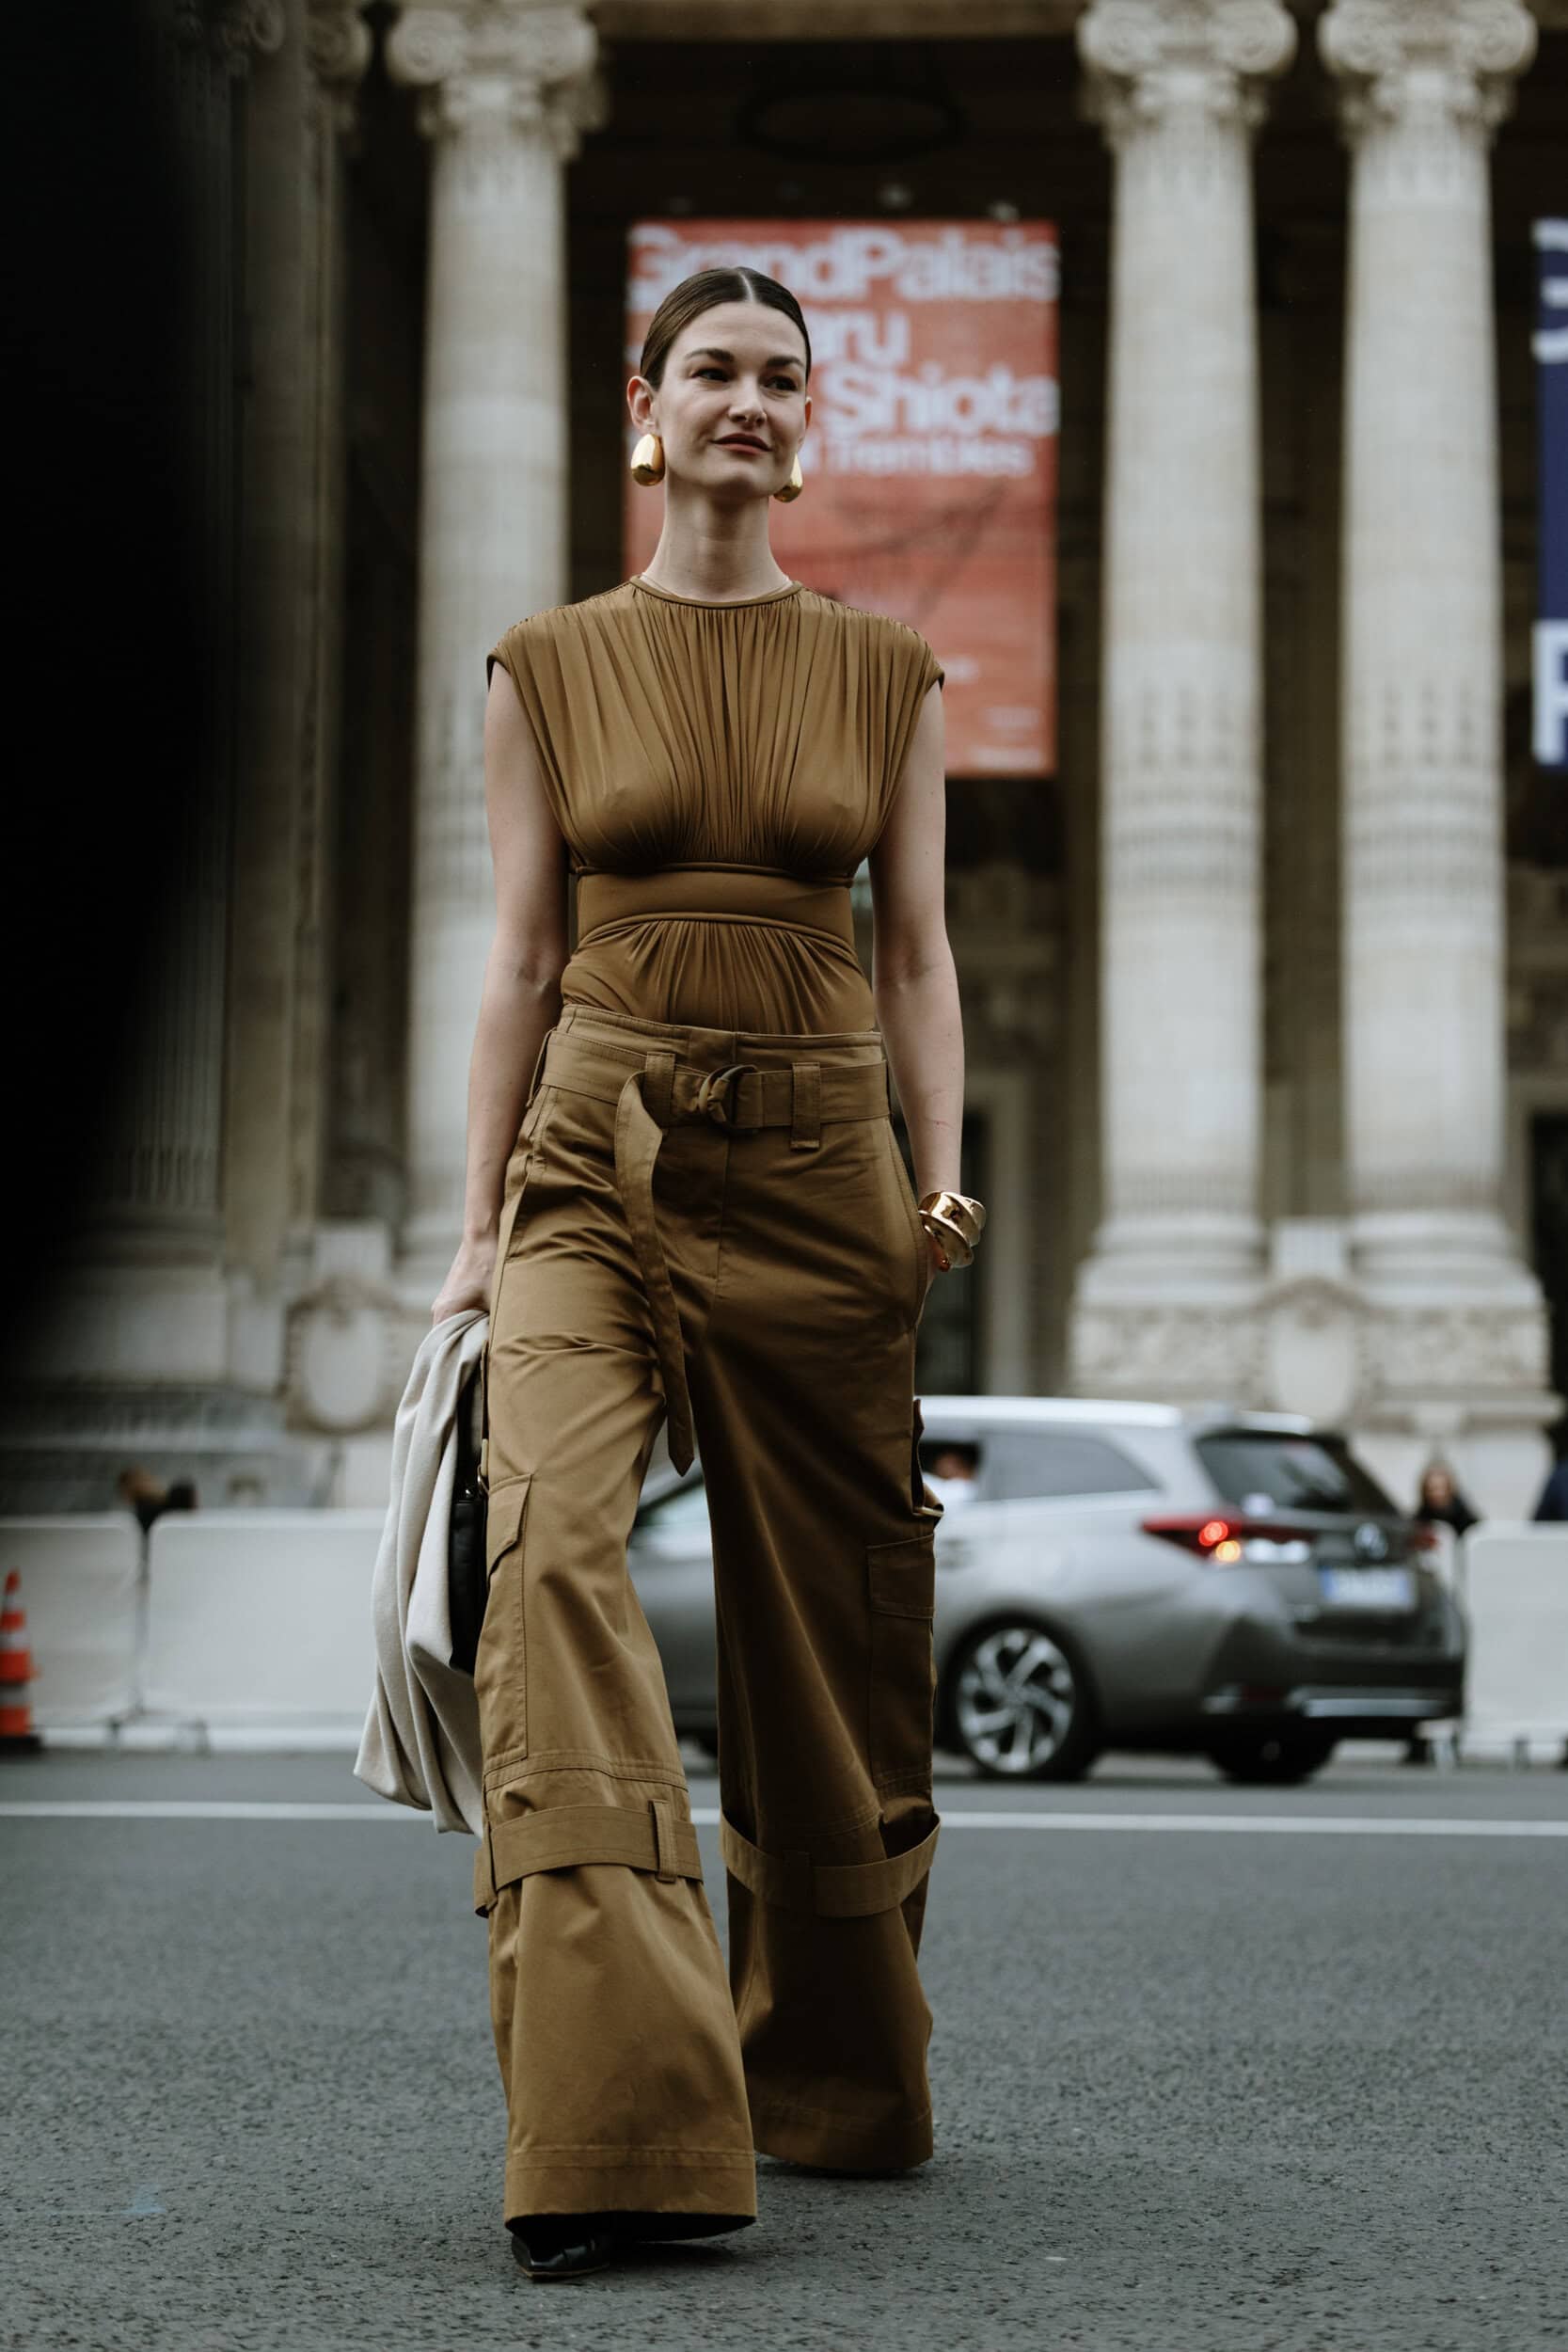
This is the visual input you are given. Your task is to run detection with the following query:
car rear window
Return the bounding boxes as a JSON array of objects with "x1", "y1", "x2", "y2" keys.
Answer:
[
  {"x1": 1195, "y1": 1432, "x2": 1397, "y2": 1517},
  {"x1": 965, "y1": 1430, "x2": 1160, "y2": 1502}
]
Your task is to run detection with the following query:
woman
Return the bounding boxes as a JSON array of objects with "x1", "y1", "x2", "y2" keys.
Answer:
[
  {"x1": 1404, "y1": 1461, "x2": 1480, "y2": 1766},
  {"x1": 1414, "y1": 1461, "x2": 1479, "y2": 1540},
  {"x1": 431, "y1": 266, "x2": 984, "y2": 2281}
]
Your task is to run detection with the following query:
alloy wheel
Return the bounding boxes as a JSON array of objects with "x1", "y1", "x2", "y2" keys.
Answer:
[{"x1": 951, "y1": 1623, "x2": 1091, "y2": 1778}]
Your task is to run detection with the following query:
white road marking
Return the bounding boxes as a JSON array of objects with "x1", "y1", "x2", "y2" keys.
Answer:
[
  {"x1": 0, "y1": 1801, "x2": 415, "y2": 1820},
  {"x1": 1, "y1": 1800, "x2": 1566, "y2": 1838},
  {"x1": 925, "y1": 1811, "x2": 1568, "y2": 1839}
]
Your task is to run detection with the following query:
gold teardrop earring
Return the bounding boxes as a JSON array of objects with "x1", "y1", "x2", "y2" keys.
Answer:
[
  {"x1": 630, "y1": 432, "x2": 665, "y2": 486},
  {"x1": 772, "y1": 453, "x2": 804, "y2": 503}
]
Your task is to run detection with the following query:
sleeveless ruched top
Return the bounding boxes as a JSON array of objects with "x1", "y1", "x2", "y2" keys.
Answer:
[{"x1": 487, "y1": 576, "x2": 944, "y2": 1034}]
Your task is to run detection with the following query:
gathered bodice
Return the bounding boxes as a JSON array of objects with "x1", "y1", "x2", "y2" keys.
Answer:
[{"x1": 486, "y1": 576, "x2": 943, "y2": 1032}]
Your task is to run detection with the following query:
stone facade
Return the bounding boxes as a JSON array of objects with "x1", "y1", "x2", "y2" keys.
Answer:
[{"x1": 8, "y1": 0, "x2": 1565, "y2": 1520}]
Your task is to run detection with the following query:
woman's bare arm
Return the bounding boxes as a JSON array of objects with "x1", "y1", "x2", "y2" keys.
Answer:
[
  {"x1": 867, "y1": 681, "x2": 964, "y2": 1260},
  {"x1": 429, "y1": 662, "x2": 571, "y2": 1324}
]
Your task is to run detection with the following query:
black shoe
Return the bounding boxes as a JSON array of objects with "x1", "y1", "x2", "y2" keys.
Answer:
[{"x1": 510, "y1": 2217, "x2": 622, "y2": 2280}]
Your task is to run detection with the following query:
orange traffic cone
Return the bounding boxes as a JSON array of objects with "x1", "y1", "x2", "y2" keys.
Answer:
[{"x1": 1, "y1": 1569, "x2": 42, "y2": 1753}]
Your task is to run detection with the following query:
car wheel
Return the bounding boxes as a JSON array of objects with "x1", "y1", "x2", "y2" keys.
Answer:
[
  {"x1": 1206, "y1": 1728, "x2": 1338, "y2": 1786},
  {"x1": 946, "y1": 1622, "x2": 1101, "y2": 1782}
]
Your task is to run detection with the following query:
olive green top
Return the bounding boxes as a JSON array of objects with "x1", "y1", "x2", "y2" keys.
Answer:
[{"x1": 488, "y1": 576, "x2": 943, "y2": 1034}]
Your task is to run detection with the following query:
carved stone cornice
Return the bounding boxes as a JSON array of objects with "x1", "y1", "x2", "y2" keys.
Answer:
[
  {"x1": 1319, "y1": 0, "x2": 1538, "y2": 139},
  {"x1": 1077, "y1": 0, "x2": 1295, "y2": 142},
  {"x1": 387, "y1": 3, "x2": 604, "y2": 158}
]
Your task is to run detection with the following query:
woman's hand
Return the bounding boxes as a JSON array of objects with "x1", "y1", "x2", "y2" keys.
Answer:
[
  {"x1": 431, "y1": 1234, "x2": 499, "y2": 1327},
  {"x1": 926, "y1": 1228, "x2": 951, "y2": 1278}
]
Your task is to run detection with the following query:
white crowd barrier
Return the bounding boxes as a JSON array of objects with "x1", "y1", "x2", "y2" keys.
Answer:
[
  {"x1": 0, "y1": 1517, "x2": 141, "y2": 1726},
  {"x1": 143, "y1": 1510, "x2": 383, "y2": 1731},
  {"x1": 6, "y1": 1508, "x2": 1566, "y2": 1758},
  {"x1": 1455, "y1": 1522, "x2": 1568, "y2": 1758}
]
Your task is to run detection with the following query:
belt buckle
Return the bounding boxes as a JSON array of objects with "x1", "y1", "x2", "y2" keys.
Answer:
[{"x1": 695, "y1": 1063, "x2": 760, "y2": 1129}]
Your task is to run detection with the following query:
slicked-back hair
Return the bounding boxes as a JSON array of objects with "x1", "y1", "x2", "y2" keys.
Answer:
[{"x1": 639, "y1": 266, "x2": 811, "y2": 389}]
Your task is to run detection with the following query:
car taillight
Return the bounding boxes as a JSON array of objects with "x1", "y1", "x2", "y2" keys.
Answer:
[{"x1": 1141, "y1": 1514, "x2": 1317, "y2": 1565}]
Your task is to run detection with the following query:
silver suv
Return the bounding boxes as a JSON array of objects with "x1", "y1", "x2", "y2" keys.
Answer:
[{"x1": 627, "y1": 1397, "x2": 1466, "y2": 1785}]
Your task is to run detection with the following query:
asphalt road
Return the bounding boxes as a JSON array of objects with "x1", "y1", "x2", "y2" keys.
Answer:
[{"x1": 3, "y1": 1746, "x2": 1565, "y2": 2352}]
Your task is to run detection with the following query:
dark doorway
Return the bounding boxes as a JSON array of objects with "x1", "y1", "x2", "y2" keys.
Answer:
[{"x1": 1531, "y1": 1110, "x2": 1568, "y2": 1441}]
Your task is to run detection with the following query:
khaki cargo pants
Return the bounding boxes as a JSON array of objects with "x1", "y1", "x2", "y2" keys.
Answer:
[{"x1": 476, "y1": 1000, "x2": 943, "y2": 2231}]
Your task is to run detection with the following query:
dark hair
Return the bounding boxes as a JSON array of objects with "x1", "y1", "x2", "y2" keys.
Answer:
[{"x1": 639, "y1": 266, "x2": 811, "y2": 389}]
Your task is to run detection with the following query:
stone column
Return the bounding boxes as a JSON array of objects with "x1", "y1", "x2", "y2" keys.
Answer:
[
  {"x1": 226, "y1": 0, "x2": 371, "y2": 1364},
  {"x1": 1321, "y1": 0, "x2": 1554, "y2": 1506},
  {"x1": 387, "y1": 3, "x2": 604, "y2": 1286},
  {"x1": 44, "y1": 0, "x2": 283, "y2": 1331},
  {"x1": 1069, "y1": 0, "x2": 1293, "y2": 1403},
  {"x1": 3, "y1": 0, "x2": 307, "y2": 1510}
]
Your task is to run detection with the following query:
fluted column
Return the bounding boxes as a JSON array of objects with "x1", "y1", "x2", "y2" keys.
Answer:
[
  {"x1": 1069, "y1": 0, "x2": 1292, "y2": 1401},
  {"x1": 6, "y1": 0, "x2": 316, "y2": 1510},
  {"x1": 225, "y1": 0, "x2": 371, "y2": 1314},
  {"x1": 1322, "y1": 0, "x2": 1533, "y2": 1281},
  {"x1": 388, "y1": 3, "x2": 604, "y2": 1280},
  {"x1": 46, "y1": 0, "x2": 283, "y2": 1325},
  {"x1": 1319, "y1": 0, "x2": 1553, "y2": 1504}
]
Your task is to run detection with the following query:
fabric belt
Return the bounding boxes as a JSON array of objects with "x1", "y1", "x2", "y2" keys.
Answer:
[
  {"x1": 719, "y1": 1812, "x2": 941, "y2": 1918},
  {"x1": 576, "y1": 863, "x2": 857, "y2": 950},
  {"x1": 538, "y1": 1021, "x2": 893, "y2": 1476},
  {"x1": 472, "y1": 1797, "x2": 704, "y2": 1915}
]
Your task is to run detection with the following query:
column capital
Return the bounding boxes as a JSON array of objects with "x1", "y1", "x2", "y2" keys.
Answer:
[
  {"x1": 304, "y1": 1, "x2": 374, "y2": 135},
  {"x1": 1319, "y1": 0, "x2": 1537, "y2": 139},
  {"x1": 1077, "y1": 0, "x2": 1295, "y2": 140},
  {"x1": 306, "y1": 1, "x2": 373, "y2": 96},
  {"x1": 387, "y1": 3, "x2": 604, "y2": 159},
  {"x1": 175, "y1": 0, "x2": 287, "y2": 75}
]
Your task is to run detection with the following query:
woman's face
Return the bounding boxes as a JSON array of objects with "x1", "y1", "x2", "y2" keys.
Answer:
[
  {"x1": 632, "y1": 300, "x2": 811, "y2": 505},
  {"x1": 1424, "y1": 1469, "x2": 1454, "y2": 1504}
]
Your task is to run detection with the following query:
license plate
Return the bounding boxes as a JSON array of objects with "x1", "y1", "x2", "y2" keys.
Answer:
[{"x1": 1318, "y1": 1565, "x2": 1415, "y2": 1611}]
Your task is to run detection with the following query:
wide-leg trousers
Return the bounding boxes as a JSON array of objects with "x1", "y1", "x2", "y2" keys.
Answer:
[{"x1": 475, "y1": 999, "x2": 943, "y2": 2231}]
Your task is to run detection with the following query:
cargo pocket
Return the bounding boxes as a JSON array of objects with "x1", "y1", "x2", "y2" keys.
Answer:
[
  {"x1": 474, "y1": 1472, "x2": 532, "y2": 1770},
  {"x1": 866, "y1": 1525, "x2": 938, "y2": 1794}
]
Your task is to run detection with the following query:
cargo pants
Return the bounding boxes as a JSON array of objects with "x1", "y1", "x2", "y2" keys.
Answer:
[{"x1": 475, "y1": 999, "x2": 943, "y2": 2231}]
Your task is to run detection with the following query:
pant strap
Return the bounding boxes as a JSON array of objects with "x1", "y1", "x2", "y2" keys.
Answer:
[
  {"x1": 473, "y1": 1797, "x2": 704, "y2": 1915},
  {"x1": 719, "y1": 1813, "x2": 941, "y2": 1917}
]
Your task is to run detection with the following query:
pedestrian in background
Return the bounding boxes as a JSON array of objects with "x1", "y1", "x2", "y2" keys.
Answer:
[
  {"x1": 1404, "y1": 1461, "x2": 1481, "y2": 1765},
  {"x1": 426, "y1": 265, "x2": 987, "y2": 2280},
  {"x1": 114, "y1": 1467, "x2": 198, "y2": 1536},
  {"x1": 1413, "y1": 1460, "x2": 1479, "y2": 1541},
  {"x1": 922, "y1": 1440, "x2": 981, "y2": 1513},
  {"x1": 1530, "y1": 1442, "x2": 1568, "y2": 1521}
]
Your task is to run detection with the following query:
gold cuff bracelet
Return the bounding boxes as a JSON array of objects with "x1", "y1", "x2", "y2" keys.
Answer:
[{"x1": 916, "y1": 1190, "x2": 988, "y2": 1269}]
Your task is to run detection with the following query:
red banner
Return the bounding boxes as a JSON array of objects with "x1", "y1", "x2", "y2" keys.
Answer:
[{"x1": 624, "y1": 220, "x2": 1058, "y2": 777}]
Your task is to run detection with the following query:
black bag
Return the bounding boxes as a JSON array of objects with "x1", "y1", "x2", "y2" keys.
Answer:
[{"x1": 447, "y1": 1353, "x2": 487, "y2": 1676}]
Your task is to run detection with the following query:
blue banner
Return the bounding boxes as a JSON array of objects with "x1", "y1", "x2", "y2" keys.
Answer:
[{"x1": 1537, "y1": 220, "x2": 1568, "y2": 770}]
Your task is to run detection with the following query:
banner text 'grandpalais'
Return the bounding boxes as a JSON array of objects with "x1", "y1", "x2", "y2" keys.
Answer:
[{"x1": 624, "y1": 221, "x2": 1059, "y2": 777}]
